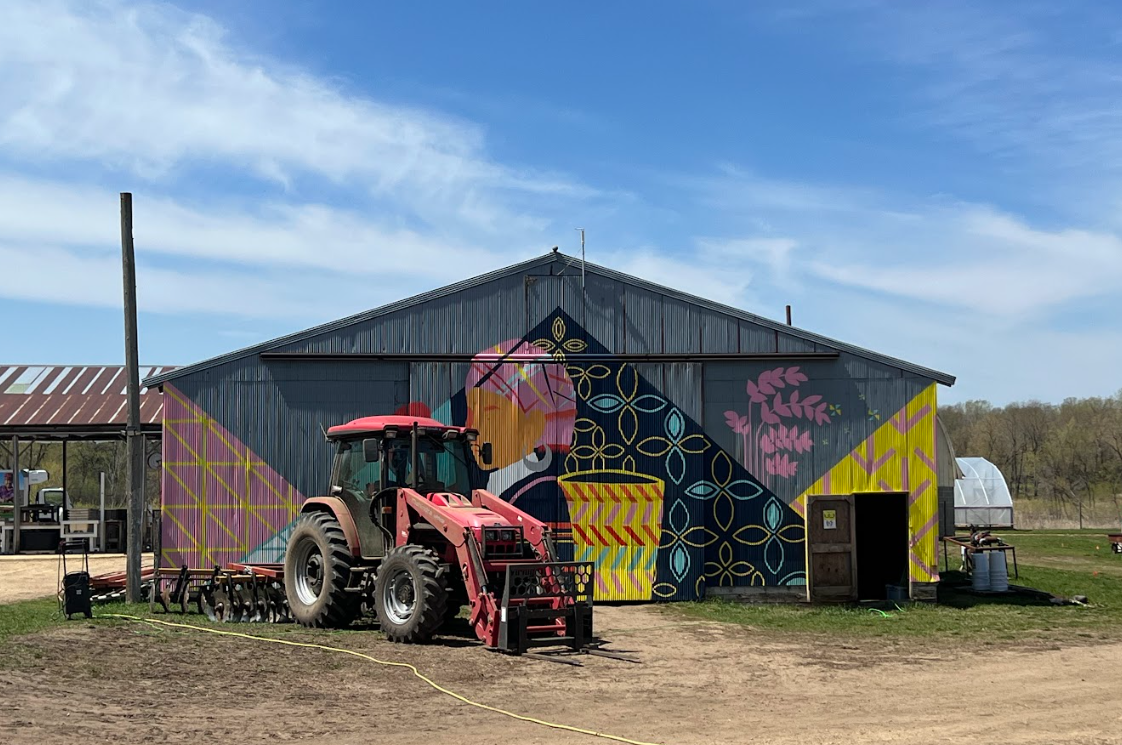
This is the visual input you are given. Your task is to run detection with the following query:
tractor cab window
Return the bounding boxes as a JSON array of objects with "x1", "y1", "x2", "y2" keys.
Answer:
[
  {"x1": 384, "y1": 435, "x2": 472, "y2": 496},
  {"x1": 334, "y1": 441, "x2": 382, "y2": 499}
]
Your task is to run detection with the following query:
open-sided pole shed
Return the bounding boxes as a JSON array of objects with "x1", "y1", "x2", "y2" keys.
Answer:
[{"x1": 0, "y1": 365, "x2": 173, "y2": 553}]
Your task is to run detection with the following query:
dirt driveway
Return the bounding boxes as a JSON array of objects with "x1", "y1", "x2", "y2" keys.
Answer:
[
  {"x1": 2, "y1": 604, "x2": 1121, "y2": 744},
  {"x1": 0, "y1": 554, "x2": 154, "y2": 603}
]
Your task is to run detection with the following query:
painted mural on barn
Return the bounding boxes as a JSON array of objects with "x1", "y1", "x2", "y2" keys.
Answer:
[{"x1": 160, "y1": 309, "x2": 939, "y2": 599}]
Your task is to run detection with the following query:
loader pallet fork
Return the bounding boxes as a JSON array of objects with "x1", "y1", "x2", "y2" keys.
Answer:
[{"x1": 497, "y1": 561, "x2": 594, "y2": 655}]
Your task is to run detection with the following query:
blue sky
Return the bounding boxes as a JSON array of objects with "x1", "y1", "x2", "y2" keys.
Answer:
[{"x1": 3, "y1": 1, "x2": 1122, "y2": 404}]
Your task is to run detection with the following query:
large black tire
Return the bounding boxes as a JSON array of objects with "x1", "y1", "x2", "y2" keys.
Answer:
[
  {"x1": 374, "y1": 545, "x2": 448, "y2": 643},
  {"x1": 284, "y1": 511, "x2": 358, "y2": 628}
]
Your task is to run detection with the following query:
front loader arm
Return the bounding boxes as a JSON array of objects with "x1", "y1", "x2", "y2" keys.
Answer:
[{"x1": 395, "y1": 488, "x2": 502, "y2": 646}]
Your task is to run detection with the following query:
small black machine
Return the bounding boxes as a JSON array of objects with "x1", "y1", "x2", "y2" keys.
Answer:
[{"x1": 58, "y1": 539, "x2": 93, "y2": 620}]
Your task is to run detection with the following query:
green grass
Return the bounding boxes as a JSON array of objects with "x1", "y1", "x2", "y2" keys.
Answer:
[
  {"x1": 0, "y1": 597, "x2": 70, "y2": 645},
  {"x1": 3, "y1": 531, "x2": 1121, "y2": 648},
  {"x1": 668, "y1": 531, "x2": 1122, "y2": 641}
]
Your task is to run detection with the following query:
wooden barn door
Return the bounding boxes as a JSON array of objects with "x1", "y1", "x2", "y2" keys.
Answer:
[{"x1": 806, "y1": 494, "x2": 858, "y2": 602}]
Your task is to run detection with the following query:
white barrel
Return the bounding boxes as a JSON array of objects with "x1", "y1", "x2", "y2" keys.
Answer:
[
  {"x1": 971, "y1": 551, "x2": 991, "y2": 592},
  {"x1": 989, "y1": 551, "x2": 1009, "y2": 592}
]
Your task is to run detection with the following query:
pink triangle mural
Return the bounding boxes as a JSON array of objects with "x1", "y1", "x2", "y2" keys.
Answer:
[{"x1": 160, "y1": 385, "x2": 302, "y2": 568}]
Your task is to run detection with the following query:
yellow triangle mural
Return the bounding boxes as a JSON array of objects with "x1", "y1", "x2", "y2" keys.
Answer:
[{"x1": 793, "y1": 384, "x2": 939, "y2": 583}]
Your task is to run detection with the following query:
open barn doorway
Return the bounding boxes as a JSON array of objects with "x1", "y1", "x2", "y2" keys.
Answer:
[{"x1": 853, "y1": 492, "x2": 909, "y2": 601}]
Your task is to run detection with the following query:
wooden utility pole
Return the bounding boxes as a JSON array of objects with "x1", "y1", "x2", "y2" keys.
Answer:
[{"x1": 121, "y1": 193, "x2": 144, "y2": 602}]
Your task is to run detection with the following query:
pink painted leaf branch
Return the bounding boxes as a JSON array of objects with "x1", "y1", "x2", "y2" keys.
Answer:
[
  {"x1": 765, "y1": 453, "x2": 798, "y2": 478},
  {"x1": 724, "y1": 411, "x2": 749, "y2": 434},
  {"x1": 726, "y1": 366, "x2": 835, "y2": 480}
]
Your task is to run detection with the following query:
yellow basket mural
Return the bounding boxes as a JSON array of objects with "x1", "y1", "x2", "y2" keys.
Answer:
[{"x1": 559, "y1": 470, "x2": 666, "y2": 601}]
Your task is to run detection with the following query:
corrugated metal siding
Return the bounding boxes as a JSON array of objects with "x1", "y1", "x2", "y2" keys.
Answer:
[
  {"x1": 278, "y1": 273, "x2": 530, "y2": 356},
  {"x1": 664, "y1": 363, "x2": 702, "y2": 424},
  {"x1": 661, "y1": 298, "x2": 700, "y2": 353},
  {"x1": 622, "y1": 288, "x2": 661, "y2": 353},
  {"x1": 777, "y1": 333, "x2": 817, "y2": 354},
  {"x1": 739, "y1": 322, "x2": 775, "y2": 353},
  {"x1": 701, "y1": 313, "x2": 740, "y2": 354},
  {"x1": 156, "y1": 258, "x2": 948, "y2": 599},
  {"x1": 162, "y1": 358, "x2": 408, "y2": 567}
]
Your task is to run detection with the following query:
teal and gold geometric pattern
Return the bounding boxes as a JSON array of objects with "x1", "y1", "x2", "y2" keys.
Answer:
[{"x1": 537, "y1": 312, "x2": 808, "y2": 600}]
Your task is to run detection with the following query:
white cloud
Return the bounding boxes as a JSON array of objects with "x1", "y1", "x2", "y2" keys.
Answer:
[
  {"x1": 0, "y1": 244, "x2": 322, "y2": 319},
  {"x1": 0, "y1": 0, "x2": 594, "y2": 234},
  {"x1": 0, "y1": 174, "x2": 528, "y2": 304},
  {"x1": 808, "y1": 206, "x2": 1122, "y2": 316},
  {"x1": 682, "y1": 169, "x2": 1122, "y2": 320},
  {"x1": 0, "y1": 0, "x2": 601, "y2": 320},
  {"x1": 800, "y1": 4, "x2": 1122, "y2": 185},
  {"x1": 0, "y1": 0, "x2": 1119, "y2": 407}
]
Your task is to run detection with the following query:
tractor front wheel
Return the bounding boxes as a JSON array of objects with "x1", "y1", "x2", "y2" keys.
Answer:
[
  {"x1": 284, "y1": 511, "x2": 358, "y2": 628},
  {"x1": 374, "y1": 545, "x2": 448, "y2": 643}
]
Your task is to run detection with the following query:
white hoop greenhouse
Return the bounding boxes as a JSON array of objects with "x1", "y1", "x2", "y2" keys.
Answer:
[{"x1": 954, "y1": 457, "x2": 1014, "y2": 529}]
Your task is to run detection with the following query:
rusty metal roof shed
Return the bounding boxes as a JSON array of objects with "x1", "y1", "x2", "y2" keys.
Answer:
[{"x1": 0, "y1": 365, "x2": 174, "y2": 439}]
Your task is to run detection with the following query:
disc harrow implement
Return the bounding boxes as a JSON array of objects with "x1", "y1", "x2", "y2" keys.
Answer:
[{"x1": 196, "y1": 564, "x2": 292, "y2": 624}]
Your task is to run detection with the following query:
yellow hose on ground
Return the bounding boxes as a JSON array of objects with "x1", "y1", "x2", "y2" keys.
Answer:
[{"x1": 105, "y1": 614, "x2": 663, "y2": 745}]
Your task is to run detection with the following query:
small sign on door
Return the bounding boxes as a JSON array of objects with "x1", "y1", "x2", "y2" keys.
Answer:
[{"x1": 823, "y1": 509, "x2": 837, "y2": 530}]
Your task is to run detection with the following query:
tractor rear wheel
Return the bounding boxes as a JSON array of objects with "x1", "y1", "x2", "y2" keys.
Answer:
[
  {"x1": 374, "y1": 545, "x2": 448, "y2": 643},
  {"x1": 284, "y1": 511, "x2": 358, "y2": 628}
]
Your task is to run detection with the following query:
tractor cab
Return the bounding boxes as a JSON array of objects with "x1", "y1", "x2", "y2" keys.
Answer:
[
  {"x1": 324, "y1": 416, "x2": 493, "y2": 559},
  {"x1": 327, "y1": 416, "x2": 488, "y2": 499}
]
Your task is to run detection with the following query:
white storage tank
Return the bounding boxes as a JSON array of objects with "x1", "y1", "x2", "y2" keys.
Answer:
[
  {"x1": 989, "y1": 551, "x2": 1009, "y2": 593},
  {"x1": 971, "y1": 552, "x2": 991, "y2": 592}
]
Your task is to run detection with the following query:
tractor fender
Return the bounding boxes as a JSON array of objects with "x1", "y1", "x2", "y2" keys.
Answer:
[{"x1": 300, "y1": 497, "x2": 361, "y2": 557}]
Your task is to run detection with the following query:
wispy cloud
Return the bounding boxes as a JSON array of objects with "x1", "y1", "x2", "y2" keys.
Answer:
[
  {"x1": 0, "y1": 0, "x2": 604, "y2": 320},
  {"x1": 792, "y1": 3, "x2": 1122, "y2": 192},
  {"x1": 680, "y1": 166, "x2": 1122, "y2": 319},
  {"x1": 0, "y1": 0, "x2": 596, "y2": 236}
]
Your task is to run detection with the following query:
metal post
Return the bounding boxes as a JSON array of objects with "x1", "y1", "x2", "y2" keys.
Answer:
[
  {"x1": 61, "y1": 439, "x2": 68, "y2": 520},
  {"x1": 785, "y1": 305, "x2": 792, "y2": 326},
  {"x1": 11, "y1": 436, "x2": 19, "y2": 553},
  {"x1": 411, "y1": 422, "x2": 419, "y2": 491},
  {"x1": 121, "y1": 192, "x2": 145, "y2": 602},
  {"x1": 99, "y1": 471, "x2": 106, "y2": 553}
]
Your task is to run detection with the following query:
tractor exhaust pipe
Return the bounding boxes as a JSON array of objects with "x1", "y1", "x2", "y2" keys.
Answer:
[{"x1": 411, "y1": 421, "x2": 420, "y2": 491}]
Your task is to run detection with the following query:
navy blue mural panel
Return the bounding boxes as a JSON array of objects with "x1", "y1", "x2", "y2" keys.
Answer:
[
  {"x1": 504, "y1": 311, "x2": 807, "y2": 600},
  {"x1": 704, "y1": 360, "x2": 934, "y2": 507}
]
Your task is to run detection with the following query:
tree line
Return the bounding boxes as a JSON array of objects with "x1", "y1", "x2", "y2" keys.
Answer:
[{"x1": 940, "y1": 391, "x2": 1122, "y2": 523}]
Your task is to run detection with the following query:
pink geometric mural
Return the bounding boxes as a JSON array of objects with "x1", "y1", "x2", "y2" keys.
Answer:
[{"x1": 160, "y1": 385, "x2": 303, "y2": 568}]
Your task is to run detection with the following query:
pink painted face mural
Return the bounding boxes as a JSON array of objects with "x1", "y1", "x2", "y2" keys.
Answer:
[{"x1": 466, "y1": 340, "x2": 576, "y2": 475}]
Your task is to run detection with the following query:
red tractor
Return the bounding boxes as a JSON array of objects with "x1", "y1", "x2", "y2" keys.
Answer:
[{"x1": 282, "y1": 415, "x2": 595, "y2": 655}]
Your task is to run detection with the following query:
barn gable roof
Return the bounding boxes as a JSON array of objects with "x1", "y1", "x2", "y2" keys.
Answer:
[{"x1": 144, "y1": 251, "x2": 954, "y2": 388}]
